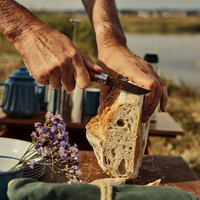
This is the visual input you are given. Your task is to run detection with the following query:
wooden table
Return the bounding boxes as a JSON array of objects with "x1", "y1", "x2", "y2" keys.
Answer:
[
  {"x1": 40, "y1": 151, "x2": 200, "y2": 196},
  {"x1": 0, "y1": 110, "x2": 184, "y2": 152},
  {"x1": 0, "y1": 110, "x2": 184, "y2": 136}
]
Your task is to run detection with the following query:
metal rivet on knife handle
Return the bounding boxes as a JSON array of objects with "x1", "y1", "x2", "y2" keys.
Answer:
[{"x1": 94, "y1": 73, "x2": 107, "y2": 84}]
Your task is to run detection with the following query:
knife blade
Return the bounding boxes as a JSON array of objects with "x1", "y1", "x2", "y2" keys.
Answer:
[{"x1": 89, "y1": 71, "x2": 151, "y2": 95}]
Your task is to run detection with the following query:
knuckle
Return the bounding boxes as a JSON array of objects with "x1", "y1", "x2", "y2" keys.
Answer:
[
  {"x1": 156, "y1": 85, "x2": 164, "y2": 96},
  {"x1": 71, "y1": 51, "x2": 83, "y2": 68},
  {"x1": 48, "y1": 66, "x2": 60, "y2": 76},
  {"x1": 70, "y1": 49, "x2": 79, "y2": 61},
  {"x1": 148, "y1": 79, "x2": 156, "y2": 90},
  {"x1": 35, "y1": 73, "x2": 46, "y2": 81},
  {"x1": 83, "y1": 53, "x2": 91, "y2": 62}
]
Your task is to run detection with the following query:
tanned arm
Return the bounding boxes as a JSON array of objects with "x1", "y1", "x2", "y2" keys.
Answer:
[
  {"x1": 82, "y1": 0, "x2": 168, "y2": 123},
  {"x1": 0, "y1": 0, "x2": 41, "y2": 44},
  {"x1": 82, "y1": 0, "x2": 126, "y2": 52},
  {"x1": 0, "y1": 0, "x2": 102, "y2": 91}
]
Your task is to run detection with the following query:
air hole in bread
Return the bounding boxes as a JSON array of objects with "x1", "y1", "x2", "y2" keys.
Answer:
[
  {"x1": 118, "y1": 159, "x2": 126, "y2": 175},
  {"x1": 123, "y1": 145, "x2": 125, "y2": 149},
  {"x1": 128, "y1": 123, "x2": 131, "y2": 131},
  {"x1": 127, "y1": 110, "x2": 131, "y2": 114},
  {"x1": 111, "y1": 148, "x2": 115, "y2": 157},
  {"x1": 104, "y1": 156, "x2": 107, "y2": 164},
  {"x1": 123, "y1": 128, "x2": 128, "y2": 131},
  {"x1": 108, "y1": 159, "x2": 110, "y2": 165},
  {"x1": 117, "y1": 119, "x2": 125, "y2": 127}
]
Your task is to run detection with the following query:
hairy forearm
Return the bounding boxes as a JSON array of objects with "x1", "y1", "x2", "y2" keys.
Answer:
[
  {"x1": 0, "y1": 0, "x2": 41, "y2": 44},
  {"x1": 82, "y1": 0, "x2": 126, "y2": 51}
]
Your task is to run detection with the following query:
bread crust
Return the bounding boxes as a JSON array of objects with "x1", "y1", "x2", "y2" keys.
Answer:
[{"x1": 86, "y1": 88, "x2": 150, "y2": 180}]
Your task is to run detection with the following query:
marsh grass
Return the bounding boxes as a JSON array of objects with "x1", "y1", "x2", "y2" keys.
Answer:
[
  {"x1": 150, "y1": 77, "x2": 200, "y2": 178},
  {"x1": 120, "y1": 16, "x2": 200, "y2": 34}
]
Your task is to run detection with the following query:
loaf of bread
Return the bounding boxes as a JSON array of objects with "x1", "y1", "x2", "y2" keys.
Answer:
[{"x1": 85, "y1": 88, "x2": 150, "y2": 180}]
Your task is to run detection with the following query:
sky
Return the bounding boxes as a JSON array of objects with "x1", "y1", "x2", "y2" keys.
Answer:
[{"x1": 16, "y1": 0, "x2": 200, "y2": 12}]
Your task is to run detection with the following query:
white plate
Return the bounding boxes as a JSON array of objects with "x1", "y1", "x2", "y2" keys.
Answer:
[
  {"x1": 0, "y1": 156, "x2": 20, "y2": 172},
  {"x1": 24, "y1": 163, "x2": 45, "y2": 173},
  {"x1": 24, "y1": 166, "x2": 46, "y2": 176},
  {"x1": 0, "y1": 137, "x2": 44, "y2": 167},
  {"x1": 24, "y1": 168, "x2": 46, "y2": 180}
]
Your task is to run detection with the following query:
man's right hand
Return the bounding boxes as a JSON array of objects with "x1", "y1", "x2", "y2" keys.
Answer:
[
  {"x1": 0, "y1": 0, "x2": 102, "y2": 91},
  {"x1": 13, "y1": 23, "x2": 102, "y2": 91}
]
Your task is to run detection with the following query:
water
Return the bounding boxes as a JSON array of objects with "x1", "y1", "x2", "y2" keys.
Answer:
[{"x1": 125, "y1": 33, "x2": 200, "y2": 86}]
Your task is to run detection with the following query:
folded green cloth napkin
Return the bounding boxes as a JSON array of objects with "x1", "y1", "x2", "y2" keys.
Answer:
[{"x1": 7, "y1": 178, "x2": 200, "y2": 200}]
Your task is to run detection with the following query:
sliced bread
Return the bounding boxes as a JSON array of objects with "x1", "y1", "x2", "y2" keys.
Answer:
[{"x1": 85, "y1": 88, "x2": 150, "y2": 180}]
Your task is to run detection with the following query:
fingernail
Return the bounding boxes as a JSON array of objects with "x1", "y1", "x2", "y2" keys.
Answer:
[
  {"x1": 163, "y1": 104, "x2": 167, "y2": 112},
  {"x1": 95, "y1": 64, "x2": 102, "y2": 71}
]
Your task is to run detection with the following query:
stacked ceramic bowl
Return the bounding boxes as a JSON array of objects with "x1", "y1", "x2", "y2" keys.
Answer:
[
  {"x1": 0, "y1": 137, "x2": 46, "y2": 180},
  {"x1": 23, "y1": 158, "x2": 46, "y2": 180}
]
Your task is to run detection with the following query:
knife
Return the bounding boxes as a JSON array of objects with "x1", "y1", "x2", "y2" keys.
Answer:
[{"x1": 89, "y1": 71, "x2": 151, "y2": 95}]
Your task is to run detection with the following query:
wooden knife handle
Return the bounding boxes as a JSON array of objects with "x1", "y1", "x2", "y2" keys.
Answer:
[{"x1": 88, "y1": 70, "x2": 97, "y2": 82}]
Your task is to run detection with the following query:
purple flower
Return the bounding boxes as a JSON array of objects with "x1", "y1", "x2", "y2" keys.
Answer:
[
  {"x1": 37, "y1": 136, "x2": 42, "y2": 143},
  {"x1": 62, "y1": 132, "x2": 69, "y2": 141},
  {"x1": 57, "y1": 114, "x2": 64, "y2": 122},
  {"x1": 53, "y1": 140, "x2": 59, "y2": 145},
  {"x1": 34, "y1": 143, "x2": 41, "y2": 149},
  {"x1": 46, "y1": 130, "x2": 54, "y2": 139},
  {"x1": 28, "y1": 160, "x2": 36, "y2": 169},
  {"x1": 60, "y1": 141, "x2": 67, "y2": 148},
  {"x1": 58, "y1": 123, "x2": 66, "y2": 133},
  {"x1": 34, "y1": 122, "x2": 41, "y2": 128},
  {"x1": 36, "y1": 148, "x2": 43, "y2": 155},
  {"x1": 45, "y1": 111, "x2": 54, "y2": 120},
  {"x1": 37, "y1": 126, "x2": 46, "y2": 135},
  {"x1": 60, "y1": 146, "x2": 65, "y2": 155},
  {"x1": 43, "y1": 146, "x2": 50, "y2": 157},
  {"x1": 60, "y1": 146, "x2": 68, "y2": 158},
  {"x1": 50, "y1": 125, "x2": 57, "y2": 133},
  {"x1": 76, "y1": 170, "x2": 82, "y2": 176},
  {"x1": 31, "y1": 131, "x2": 37, "y2": 138},
  {"x1": 29, "y1": 111, "x2": 82, "y2": 184}
]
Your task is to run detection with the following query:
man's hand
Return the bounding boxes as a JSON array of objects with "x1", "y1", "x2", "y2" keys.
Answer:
[
  {"x1": 13, "y1": 23, "x2": 102, "y2": 91},
  {"x1": 0, "y1": 0, "x2": 102, "y2": 91},
  {"x1": 82, "y1": 0, "x2": 168, "y2": 123},
  {"x1": 98, "y1": 46, "x2": 168, "y2": 123}
]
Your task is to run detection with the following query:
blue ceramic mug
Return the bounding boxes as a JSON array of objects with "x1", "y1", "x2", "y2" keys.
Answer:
[
  {"x1": 84, "y1": 88, "x2": 100, "y2": 115},
  {"x1": 0, "y1": 156, "x2": 24, "y2": 200}
]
